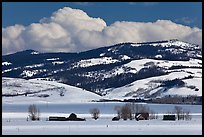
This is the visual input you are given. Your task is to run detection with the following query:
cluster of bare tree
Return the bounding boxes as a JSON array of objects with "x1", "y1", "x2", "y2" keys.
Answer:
[
  {"x1": 28, "y1": 104, "x2": 40, "y2": 121},
  {"x1": 174, "y1": 106, "x2": 192, "y2": 120},
  {"x1": 114, "y1": 103, "x2": 158, "y2": 120}
]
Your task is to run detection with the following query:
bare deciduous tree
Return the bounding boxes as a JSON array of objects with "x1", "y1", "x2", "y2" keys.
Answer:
[
  {"x1": 90, "y1": 108, "x2": 100, "y2": 120},
  {"x1": 114, "y1": 105, "x2": 122, "y2": 119},
  {"x1": 184, "y1": 110, "x2": 192, "y2": 120},
  {"x1": 28, "y1": 104, "x2": 40, "y2": 121},
  {"x1": 174, "y1": 106, "x2": 183, "y2": 120},
  {"x1": 121, "y1": 104, "x2": 132, "y2": 120},
  {"x1": 149, "y1": 110, "x2": 156, "y2": 120}
]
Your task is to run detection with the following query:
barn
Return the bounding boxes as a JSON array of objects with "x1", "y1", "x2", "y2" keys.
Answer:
[
  {"x1": 48, "y1": 113, "x2": 86, "y2": 121},
  {"x1": 135, "y1": 113, "x2": 149, "y2": 121}
]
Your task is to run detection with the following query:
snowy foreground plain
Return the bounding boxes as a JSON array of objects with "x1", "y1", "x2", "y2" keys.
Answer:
[
  {"x1": 2, "y1": 77, "x2": 202, "y2": 135},
  {"x1": 2, "y1": 101, "x2": 202, "y2": 135}
]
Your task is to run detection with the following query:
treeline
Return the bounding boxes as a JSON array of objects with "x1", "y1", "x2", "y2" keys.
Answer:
[
  {"x1": 27, "y1": 103, "x2": 192, "y2": 122},
  {"x1": 98, "y1": 95, "x2": 202, "y2": 105}
]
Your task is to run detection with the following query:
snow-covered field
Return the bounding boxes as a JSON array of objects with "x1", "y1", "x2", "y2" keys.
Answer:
[
  {"x1": 2, "y1": 77, "x2": 202, "y2": 135},
  {"x1": 2, "y1": 102, "x2": 202, "y2": 135}
]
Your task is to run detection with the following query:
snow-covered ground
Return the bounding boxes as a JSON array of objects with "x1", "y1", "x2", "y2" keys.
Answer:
[
  {"x1": 105, "y1": 70, "x2": 202, "y2": 99},
  {"x1": 124, "y1": 58, "x2": 202, "y2": 72},
  {"x1": 2, "y1": 77, "x2": 202, "y2": 135},
  {"x1": 2, "y1": 102, "x2": 202, "y2": 135},
  {"x1": 2, "y1": 77, "x2": 102, "y2": 103}
]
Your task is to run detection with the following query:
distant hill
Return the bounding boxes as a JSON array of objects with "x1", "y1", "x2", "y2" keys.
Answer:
[{"x1": 2, "y1": 39, "x2": 202, "y2": 101}]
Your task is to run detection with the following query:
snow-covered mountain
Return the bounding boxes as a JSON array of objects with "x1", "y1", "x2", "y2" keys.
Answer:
[{"x1": 2, "y1": 39, "x2": 202, "y2": 102}]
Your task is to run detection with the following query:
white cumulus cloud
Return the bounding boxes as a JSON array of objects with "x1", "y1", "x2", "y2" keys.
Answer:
[
  {"x1": 2, "y1": 7, "x2": 202, "y2": 55},
  {"x1": 2, "y1": 24, "x2": 26, "y2": 55}
]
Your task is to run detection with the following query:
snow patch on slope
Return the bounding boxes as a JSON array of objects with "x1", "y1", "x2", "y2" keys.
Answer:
[
  {"x1": 21, "y1": 70, "x2": 38, "y2": 77},
  {"x1": 46, "y1": 58, "x2": 60, "y2": 61},
  {"x1": 130, "y1": 39, "x2": 199, "y2": 49},
  {"x1": 31, "y1": 51, "x2": 39, "y2": 55},
  {"x1": 74, "y1": 57, "x2": 119, "y2": 68},
  {"x1": 120, "y1": 55, "x2": 131, "y2": 60},
  {"x1": 2, "y1": 62, "x2": 12, "y2": 66},
  {"x1": 24, "y1": 64, "x2": 44, "y2": 69},
  {"x1": 52, "y1": 61, "x2": 64, "y2": 65},
  {"x1": 2, "y1": 67, "x2": 21, "y2": 74},
  {"x1": 125, "y1": 58, "x2": 201, "y2": 71}
]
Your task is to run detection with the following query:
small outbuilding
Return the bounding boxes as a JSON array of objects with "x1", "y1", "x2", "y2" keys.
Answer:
[
  {"x1": 135, "y1": 113, "x2": 149, "y2": 121},
  {"x1": 49, "y1": 116, "x2": 67, "y2": 121},
  {"x1": 163, "y1": 115, "x2": 176, "y2": 121},
  {"x1": 112, "y1": 116, "x2": 120, "y2": 121}
]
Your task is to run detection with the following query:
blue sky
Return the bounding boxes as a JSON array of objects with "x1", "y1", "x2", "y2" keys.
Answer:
[
  {"x1": 2, "y1": 2, "x2": 202, "y2": 55},
  {"x1": 2, "y1": 2, "x2": 202, "y2": 28}
]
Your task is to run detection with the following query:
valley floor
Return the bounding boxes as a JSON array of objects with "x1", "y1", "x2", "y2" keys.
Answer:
[
  {"x1": 2, "y1": 102, "x2": 202, "y2": 135},
  {"x1": 2, "y1": 116, "x2": 202, "y2": 135}
]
